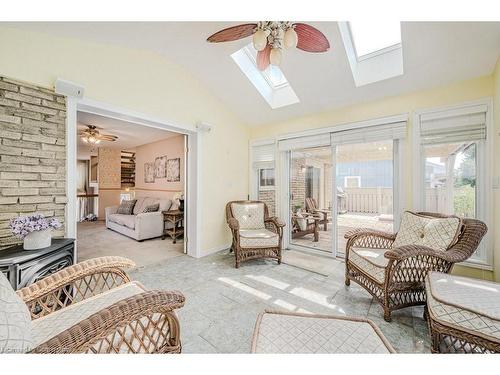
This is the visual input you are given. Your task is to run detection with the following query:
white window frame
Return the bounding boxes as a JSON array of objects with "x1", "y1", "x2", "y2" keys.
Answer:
[
  {"x1": 412, "y1": 98, "x2": 493, "y2": 269},
  {"x1": 258, "y1": 168, "x2": 276, "y2": 191},
  {"x1": 249, "y1": 139, "x2": 278, "y2": 200}
]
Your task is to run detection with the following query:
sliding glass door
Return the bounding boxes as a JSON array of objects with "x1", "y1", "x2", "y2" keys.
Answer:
[
  {"x1": 334, "y1": 140, "x2": 395, "y2": 256},
  {"x1": 289, "y1": 146, "x2": 333, "y2": 252},
  {"x1": 280, "y1": 122, "x2": 404, "y2": 257}
]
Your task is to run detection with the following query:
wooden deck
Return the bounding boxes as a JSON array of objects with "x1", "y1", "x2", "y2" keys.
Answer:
[{"x1": 291, "y1": 212, "x2": 393, "y2": 254}]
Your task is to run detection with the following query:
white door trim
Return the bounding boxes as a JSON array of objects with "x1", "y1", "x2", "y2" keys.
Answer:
[{"x1": 65, "y1": 88, "x2": 201, "y2": 260}]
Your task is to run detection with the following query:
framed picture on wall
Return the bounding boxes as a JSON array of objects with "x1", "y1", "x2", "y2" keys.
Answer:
[
  {"x1": 154, "y1": 155, "x2": 167, "y2": 178},
  {"x1": 144, "y1": 162, "x2": 155, "y2": 183},
  {"x1": 166, "y1": 158, "x2": 180, "y2": 182}
]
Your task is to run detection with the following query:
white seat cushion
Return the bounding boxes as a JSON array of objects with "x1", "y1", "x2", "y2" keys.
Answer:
[
  {"x1": 426, "y1": 272, "x2": 500, "y2": 342},
  {"x1": 108, "y1": 214, "x2": 136, "y2": 229},
  {"x1": 231, "y1": 203, "x2": 265, "y2": 230},
  {"x1": 31, "y1": 281, "x2": 145, "y2": 348},
  {"x1": 239, "y1": 229, "x2": 279, "y2": 248},
  {"x1": 349, "y1": 247, "x2": 389, "y2": 284},
  {"x1": 252, "y1": 312, "x2": 394, "y2": 353},
  {"x1": 393, "y1": 211, "x2": 462, "y2": 251},
  {"x1": 0, "y1": 272, "x2": 33, "y2": 353}
]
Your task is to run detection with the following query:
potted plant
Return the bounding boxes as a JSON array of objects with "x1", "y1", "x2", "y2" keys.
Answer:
[{"x1": 9, "y1": 214, "x2": 62, "y2": 250}]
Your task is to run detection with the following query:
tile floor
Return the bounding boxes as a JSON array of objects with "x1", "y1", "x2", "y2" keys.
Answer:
[
  {"x1": 130, "y1": 250, "x2": 430, "y2": 353},
  {"x1": 77, "y1": 221, "x2": 184, "y2": 267}
]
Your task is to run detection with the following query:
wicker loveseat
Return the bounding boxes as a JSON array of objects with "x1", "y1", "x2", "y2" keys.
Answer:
[
  {"x1": 1, "y1": 256, "x2": 184, "y2": 354},
  {"x1": 226, "y1": 200, "x2": 285, "y2": 268},
  {"x1": 344, "y1": 212, "x2": 487, "y2": 322}
]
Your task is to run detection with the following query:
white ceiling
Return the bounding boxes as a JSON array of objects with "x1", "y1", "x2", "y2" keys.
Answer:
[
  {"x1": 9, "y1": 22, "x2": 500, "y2": 126},
  {"x1": 77, "y1": 112, "x2": 178, "y2": 152}
]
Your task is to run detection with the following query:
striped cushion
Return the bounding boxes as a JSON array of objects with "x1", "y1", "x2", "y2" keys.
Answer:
[
  {"x1": 117, "y1": 199, "x2": 137, "y2": 215},
  {"x1": 142, "y1": 203, "x2": 159, "y2": 213}
]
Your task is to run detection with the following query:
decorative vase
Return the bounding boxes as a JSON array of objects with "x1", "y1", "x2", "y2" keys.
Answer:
[{"x1": 23, "y1": 229, "x2": 52, "y2": 250}]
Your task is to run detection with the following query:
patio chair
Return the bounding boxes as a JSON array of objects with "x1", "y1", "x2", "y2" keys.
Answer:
[
  {"x1": 291, "y1": 211, "x2": 319, "y2": 242},
  {"x1": 1, "y1": 256, "x2": 185, "y2": 353},
  {"x1": 305, "y1": 197, "x2": 330, "y2": 231},
  {"x1": 226, "y1": 200, "x2": 285, "y2": 268},
  {"x1": 344, "y1": 211, "x2": 487, "y2": 322}
]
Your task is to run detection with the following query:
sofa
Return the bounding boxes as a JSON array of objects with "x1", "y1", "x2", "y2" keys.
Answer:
[{"x1": 105, "y1": 196, "x2": 174, "y2": 241}]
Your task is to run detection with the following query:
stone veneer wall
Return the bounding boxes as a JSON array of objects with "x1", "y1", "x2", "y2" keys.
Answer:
[{"x1": 0, "y1": 76, "x2": 66, "y2": 249}]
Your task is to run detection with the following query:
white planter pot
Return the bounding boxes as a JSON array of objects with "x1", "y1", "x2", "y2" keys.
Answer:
[{"x1": 23, "y1": 229, "x2": 52, "y2": 250}]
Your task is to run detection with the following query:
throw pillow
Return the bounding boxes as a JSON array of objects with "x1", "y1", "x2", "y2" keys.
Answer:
[
  {"x1": 0, "y1": 272, "x2": 33, "y2": 353},
  {"x1": 117, "y1": 199, "x2": 137, "y2": 215},
  {"x1": 393, "y1": 211, "x2": 462, "y2": 251},
  {"x1": 142, "y1": 203, "x2": 160, "y2": 213},
  {"x1": 231, "y1": 203, "x2": 265, "y2": 230}
]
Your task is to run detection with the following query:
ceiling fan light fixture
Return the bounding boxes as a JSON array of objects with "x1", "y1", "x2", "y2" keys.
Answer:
[
  {"x1": 253, "y1": 29, "x2": 268, "y2": 51},
  {"x1": 270, "y1": 48, "x2": 282, "y2": 66}
]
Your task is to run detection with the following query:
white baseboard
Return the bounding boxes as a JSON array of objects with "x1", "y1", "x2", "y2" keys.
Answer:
[{"x1": 195, "y1": 243, "x2": 231, "y2": 258}]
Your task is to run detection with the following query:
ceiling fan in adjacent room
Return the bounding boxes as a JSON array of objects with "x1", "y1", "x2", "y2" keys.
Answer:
[
  {"x1": 79, "y1": 124, "x2": 118, "y2": 145},
  {"x1": 207, "y1": 21, "x2": 330, "y2": 70}
]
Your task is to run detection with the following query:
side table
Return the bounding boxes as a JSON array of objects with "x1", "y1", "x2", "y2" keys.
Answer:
[{"x1": 162, "y1": 210, "x2": 184, "y2": 244}]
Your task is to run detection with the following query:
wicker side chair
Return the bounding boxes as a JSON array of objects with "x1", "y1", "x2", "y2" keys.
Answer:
[
  {"x1": 15, "y1": 256, "x2": 185, "y2": 353},
  {"x1": 344, "y1": 212, "x2": 487, "y2": 322},
  {"x1": 226, "y1": 200, "x2": 285, "y2": 268}
]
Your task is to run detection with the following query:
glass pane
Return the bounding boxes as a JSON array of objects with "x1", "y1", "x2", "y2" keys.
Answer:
[
  {"x1": 336, "y1": 140, "x2": 394, "y2": 255},
  {"x1": 424, "y1": 142, "x2": 477, "y2": 218},
  {"x1": 258, "y1": 168, "x2": 276, "y2": 217},
  {"x1": 290, "y1": 147, "x2": 333, "y2": 252}
]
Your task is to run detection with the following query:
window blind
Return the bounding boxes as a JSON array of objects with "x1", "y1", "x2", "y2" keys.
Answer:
[
  {"x1": 252, "y1": 143, "x2": 276, "y2": 169},
  {"x1": 277, "y1": 133, "x2": 331, "y2": 151},
  {"x1": 330, "y1": 121, "x2": 407, "y2": 145},
  {"x1": 419, "y1": 104, "x2": 487, "y2": 145}
]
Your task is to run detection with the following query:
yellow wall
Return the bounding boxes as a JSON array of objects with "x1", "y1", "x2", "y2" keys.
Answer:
[
  {"x1": 0, "y1": 26, "x2": 250, "y2": 255},
  {"x1": 251, "y1": 74, "x2": 498, "y2": 281}
]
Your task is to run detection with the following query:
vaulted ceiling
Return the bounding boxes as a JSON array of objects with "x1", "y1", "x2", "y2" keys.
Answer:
[{"x1": 7, "y1": 22, "x2": 500, "y2": 126}]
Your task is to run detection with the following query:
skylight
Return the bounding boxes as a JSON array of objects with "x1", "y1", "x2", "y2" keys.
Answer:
[
  {"x1": 349, "y1": 21, "x2": 401, "y2": 58},
  {"x1": 338, "y1": 21, "x2": 404, "y2": 87},
  {"x1": 231, "y1": 44, "x2": 299, "y2": 109}
]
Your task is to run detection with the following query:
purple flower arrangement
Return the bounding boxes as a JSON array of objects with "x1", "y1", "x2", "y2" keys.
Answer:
[{"x1": 9, "y1": 214, "x2": 62, "y2": 239}]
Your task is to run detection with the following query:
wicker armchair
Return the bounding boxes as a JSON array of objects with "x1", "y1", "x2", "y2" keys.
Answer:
[
  {"x1": 16, "y1": 256, "x2": 185, "y2": 353},
  {"x1": 344, "y1": 212, "x2": 487, "y2": 322},
  {"x1": 226, "y1": 200, "x2": 285, "y2": 268}
]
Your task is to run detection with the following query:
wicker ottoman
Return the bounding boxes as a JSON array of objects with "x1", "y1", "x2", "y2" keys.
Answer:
[
  {"x1": 426, "y1": 271, "x2": 500, "y2": 353},
  {"x1": 251, "y1": 310, "x2": 395, "y2": 353}
]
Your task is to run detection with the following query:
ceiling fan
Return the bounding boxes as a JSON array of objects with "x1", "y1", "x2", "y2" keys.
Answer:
[
  {"x1": 207, "y1": 21, "x2": 330, "y2": 70},
  {"x1": 79, "y1": 125, "x2": 118, "y2": 145}
]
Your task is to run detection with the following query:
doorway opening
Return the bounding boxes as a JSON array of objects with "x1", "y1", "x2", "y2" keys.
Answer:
[{"x1": 76, "y1": 111, "x2": 188, "y2": 268}]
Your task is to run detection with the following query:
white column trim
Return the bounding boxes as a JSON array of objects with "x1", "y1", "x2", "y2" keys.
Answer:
[{"x1": 62, "y1": 80, "x2": 201, "y2": 260}]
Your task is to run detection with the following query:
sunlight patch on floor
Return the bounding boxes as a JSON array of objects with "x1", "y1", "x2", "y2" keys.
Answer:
[
  {"x1": 289, "y1": 287, "x2": 345, "y2": 313},
  {"x1": 245, "y1": 274, "x2": 290, "y2": 290},
  {"x1": 217, "y1": 277, "x2": 272, "y2": 300}
]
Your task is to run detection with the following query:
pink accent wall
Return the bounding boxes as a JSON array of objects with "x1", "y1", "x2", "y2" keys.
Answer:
[{"x1": 135, "y1": 134, "x2": 185, "y2": 200}]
